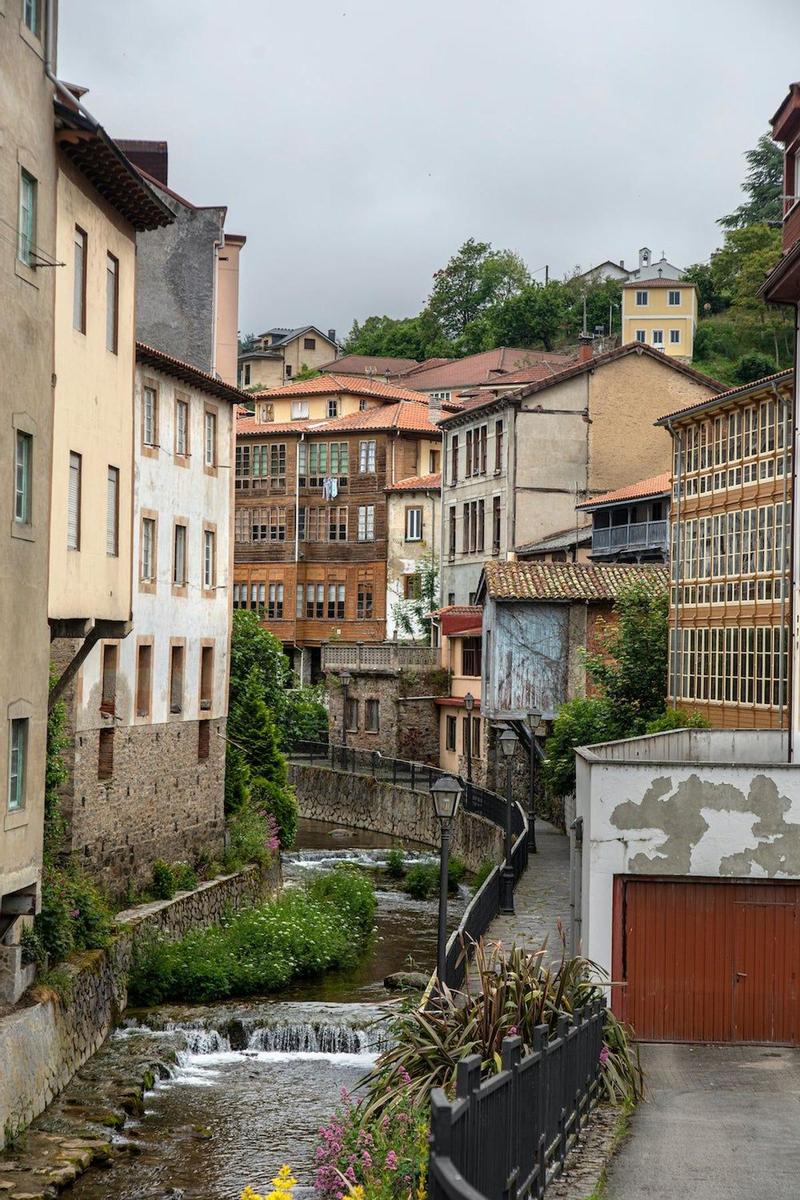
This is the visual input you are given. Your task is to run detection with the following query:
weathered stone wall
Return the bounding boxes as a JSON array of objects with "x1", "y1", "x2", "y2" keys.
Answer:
[
  {"x1": 289, "y1": 763, "x2": 503, "y2": 872},
  {"x1": 0, "y1": 861, "x2": 278, "y2": 1147},
  {"x1": 67, "y1": 719, "x2": 227, "y2": 895},
  {"x1": 326, "y1": 665, "x2": 448, "y2": 766}
]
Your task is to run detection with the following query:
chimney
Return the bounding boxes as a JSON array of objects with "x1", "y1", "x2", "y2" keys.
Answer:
[
  {"x1": 428, "y1": 393, "x2": 442, "y2": 417},
  {"x1": 578, "y1": 334, "x2": 594, "y2": 363},
  {"x1": 619, "y1": 259, "x2": 625, "y2": 269},
  {"x1": 328, "y1": 328, "x2": 336, "y2": 344},
  {"x1": 115, "y1": 139, "x2": 168, "y2": 186}
]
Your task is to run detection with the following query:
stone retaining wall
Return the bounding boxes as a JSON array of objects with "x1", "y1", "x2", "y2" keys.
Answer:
[
  {"x1": 0, "y1": 861, "x2": 279, "y2": 1147},
  {"x1": 289, "y1": 762, "x2": 503, "y2": 873}
]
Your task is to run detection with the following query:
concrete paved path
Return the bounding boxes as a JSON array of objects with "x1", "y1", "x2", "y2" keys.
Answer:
[
  {"x1": 485, "y1": 820, "x2": 571, "y2": 962},
  {"x1": 607, "y1": 1043, "x2": 800, "y2": 1200}
]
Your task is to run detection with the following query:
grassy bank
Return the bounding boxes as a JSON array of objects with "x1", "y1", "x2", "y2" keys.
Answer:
[{"x1": 128, "y1": 867, "x2": 376, "y2": 1005}]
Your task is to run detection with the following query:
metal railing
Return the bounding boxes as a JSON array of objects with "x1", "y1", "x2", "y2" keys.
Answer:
[
  {"x1": 429, "y1": 1000, "x2": 606, "y2": 1200},
  {"x1": 287, "y1": 741, "x2": 528, "y2": 991},
  {"x1": 321, "y1": 642, "x2": 439, "y2": 671},
  {"x1": 591, "y1": 518, "x2": 667, "y2": 555}
]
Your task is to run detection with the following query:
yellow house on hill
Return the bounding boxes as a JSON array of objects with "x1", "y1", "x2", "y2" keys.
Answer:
[{"x1": 621, "y1": 277, "x2": 698, "y2": 360}]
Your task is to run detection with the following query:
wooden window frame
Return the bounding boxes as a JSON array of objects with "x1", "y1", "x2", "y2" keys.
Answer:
[
  {"x1": 97, "y1": 728, "x2": 114, "y2": 781},
  {"x1": 199, "y1": 641, "x2": 215, "y2": 713},
  {"x1": 405, "y1": 506, "x2": 423, "y2": 542},
  {"x1": 172, "y1": 518, "x2": 189, "y2": 598},
  {"x1": 494, "y1": 419, "x2": 503, "y2": 475},
  {"x1": 67, "y1": 450, "x2": 82, "y2": 551},
  {"x1": 135, "y1": 638, "x2": 154, "y2": 721},
  {"x1": 139, "y1": 509, "x2": 158, "y2": 594},
  {"x1": 169, "y1": 639, "x2": 186, "y2": 716},
  {"x1": 365, "y1": 698, "x2": 380, "y2": 734},
  {"x1": 99, "y1": 641, "x2": 118, "y2": 716},
  {"x1": 202, "y1": 521, "x2": 217, "y2": 597},
  {"x1": 106, "y1": 251, "x2": 119, "y2": 354},
  {"x1": 106, "y1": 465, "x2": 120, "y2": 557},
  {"x1": 345, "y1": 697, "x2": 359, "y2": 733},
  {"x1": 73, "y1": 225, "x2": 87, "y2": 333},
  {"x1": 203, "y1": 405, "x2": 219, "y2": 476},
  {"x1": 174, "y1": 394, "x2": 190, "y2": 465},
  {"x1": 445, "y1": 713, "x2": 457, "y2": 752},
  {"x1": 14, "y1": 428, "x2": 33, "y2": 528},
  {"x1": 141, "y1": 377, "x2": 160, "y2": 458}
]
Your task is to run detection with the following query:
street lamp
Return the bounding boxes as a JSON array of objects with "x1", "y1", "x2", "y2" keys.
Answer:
[
  {"x1": 463, "y1": 692, "x2": 474, "y2": 790},
  {"x1": 339, "y1": 670, "x2": 352, "y2": 752},
  {"x1": 527, "y1": 707, "x2": 543, "y2": 853},
  {"x1": 498, "y1": 726, "x2": 517, "y2": 913},
  {"x1": 430, "y1": 774, "x2": 463, "y2": 989}
]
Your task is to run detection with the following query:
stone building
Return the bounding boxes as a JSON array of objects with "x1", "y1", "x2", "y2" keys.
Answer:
[
  {"x1": 385, "y1": 472, "x2": 441, "y2": 639},
  {"x1": 56, "y1": 345, "x2": 241, "y2": 890},
  {"x1": 0, "y1": 0, "x2": 59, "y2": 1001}
]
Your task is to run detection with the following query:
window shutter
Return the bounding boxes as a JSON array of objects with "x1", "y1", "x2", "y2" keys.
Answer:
[
  {"x1": 106, "y1": 468, "x2": 118, "y2": 555},
  {"x1": 98, "y1": 729, "x2": 114, "y2": 780},
  {"x1": 68, "y1": 452, "x2": 81, "y2": 549}
]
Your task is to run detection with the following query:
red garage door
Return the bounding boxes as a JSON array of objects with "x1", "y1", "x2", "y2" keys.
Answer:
[{"x1": 613, "y1": 877, "x2": 800, "y2": 1044}]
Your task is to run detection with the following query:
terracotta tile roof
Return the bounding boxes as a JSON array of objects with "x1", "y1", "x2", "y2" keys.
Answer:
[
  {"x1": 236, "y1": 418, "x2": 305, "y2": 437},
  {"x1": 136, "y1": 343, "x2": 249, "y2": 404},
  {"x1": 656, "y1": 368, "x2": 794, "y2": 423},
  {"x1": 439, "y1": 343, "x2": 723, "y2": 428},
  {"x1": 479, "y1": 561, "x2": 669, "y2": 603},
  {"x1": 621, "y1": 277, "x2": 696, "y2": 289},
  {"x1": 385, "y1": 472, "x2": 442, "y2": 493},
  {"x1": 576, "y1": 472, "x2": 671, "y2": 510},
  {"x1": 476, "y1": 356, "x2": 576, "y2": 388},
  {"x1": 397, "y1": 348, "x2": 560, "y2": 391},
  {"x1": 315, "y1": 402, "x2": 443, "y2": 435},
  {"x1": 515, "y1": 526, "x2": 592, "y2": 556},
  {"x1": 316, "y1": 354, "x2": 421, "y2": 376},
  {"x1": 249, "y1": 372, "x2": 429, "y2": 404}
]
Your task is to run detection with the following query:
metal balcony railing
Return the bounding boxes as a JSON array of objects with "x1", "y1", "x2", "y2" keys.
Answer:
[{"x1": 591, "y1": 518, "x2": 668, "y2": 555}]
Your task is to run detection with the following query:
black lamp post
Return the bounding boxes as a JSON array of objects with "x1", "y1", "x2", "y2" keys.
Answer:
[
  {"x1": 430, "y1": 774, "x2": 463, "y2": 989},
  {"x1": 527, "y1": 707, "x2": 542, "y2": 853},
  {"x1": 498, "y1": 726, "x2": 517, "y2": 913},
  {"x1": 340, "y1": 670, "x2": 352, "y2": 751},
  {"x1": 463, "y1": 691, "x2": 474, "y2": 789}
]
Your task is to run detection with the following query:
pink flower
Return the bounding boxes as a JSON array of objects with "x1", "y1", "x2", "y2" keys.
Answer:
[
  {"x1": 599, "y1": 1045, "x2": 610, "y2": 1066},
  {"x1": 361, "y1": 1150, "x2": 372, "y2": 1168},
  {"x1": 385, "y1": 1151, "x2": 398, "y2": 1171}
]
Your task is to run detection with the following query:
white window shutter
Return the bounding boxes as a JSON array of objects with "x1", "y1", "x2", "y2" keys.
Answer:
[{"x1": 68, "y1": 453, "x2": 81, "y2": 549}]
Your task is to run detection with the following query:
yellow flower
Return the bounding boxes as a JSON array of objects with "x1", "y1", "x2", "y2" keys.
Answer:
[
  {"x1": 241, "y1": 1189, "x2": 264, "y2": 1200},
  {"x1": 242, "y1": 1165, "x2": 297, "y2": 1200}
]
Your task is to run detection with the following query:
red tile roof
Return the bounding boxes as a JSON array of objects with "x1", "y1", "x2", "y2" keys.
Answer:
[
  {"x1": 236, "y1": 418, "x2": 305, "y2": 437},
  {"x1": 656, "y1": 368, "x2": 793, "y2": 423},
  {"x1": 385, "y1": 472, "x2": 442, "y2": 493},
  {"x1": 398, "y1": 348, "x2": 564, "y2": 391},
  {"x1": 621, "y1": 277, "x2": 696, "y2": 289},
  {"x1": 316, "y1": 354, "x2": 421, "y2": 376},
  {"x1": 479, "y1": 561, "x2": 669, "y2": 603},
  {"x1": 476, "y1": 356, "x2": 576, "y2": 388},
  {"x1": 576, "y1": 472, "x2": 671, "y2": 510},
  {"x1": 136, "y1": 343, "x2": 249, "y2": 404},
  {"x1": 317, "y1": 402, "x2": 443, "y2": 435},
  {"x1": 249, "y1": 372, "x2": 429, "y2": 404}
]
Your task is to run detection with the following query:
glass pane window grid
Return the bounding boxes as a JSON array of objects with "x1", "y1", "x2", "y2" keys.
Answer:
[
  {"x1": 18, "y1": 171, "x2": 36, "y2": 265},
  {"x1": 176, "y1": 400, "x2": 189, "y2": 457},
  {"x1": 204, "y1": 412, "x2": 217, "y2": 467},
  {"x1": 8, "y1": 719, "x2": 27, "y2": 811},
  {"x1": 14, "y1": 431, "x2": 32, "y2": 524},
  {"x1": 143, "y1": 387, "x2": 158, "y2": 446}
]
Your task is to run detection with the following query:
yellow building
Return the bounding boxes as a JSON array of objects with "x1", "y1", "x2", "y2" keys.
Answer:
[
  {"x1": 621, "y1": 278, "x2": 698, "y2": 360},
  {"x1": 239, "y1": 326, "x2": 338, "y2": 390},
  {"x1": 434, "y1": 608, "x2": 484, "y2": 780},
  {"x1": 243, "y1": 372, "x2": 436, "y2": 424}
]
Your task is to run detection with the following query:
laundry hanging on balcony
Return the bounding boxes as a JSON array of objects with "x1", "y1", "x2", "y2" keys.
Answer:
[{"x1": 322, "y1": 477, "x2": 339, "y2": 500}]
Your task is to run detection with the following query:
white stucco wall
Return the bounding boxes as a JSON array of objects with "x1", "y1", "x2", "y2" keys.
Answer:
[
  {"x1": 75, "y1": 364, "x2": 234, "y2": 731},
  {"x1": 576, "y1": 733, "x2": 800, "y2": 980}
]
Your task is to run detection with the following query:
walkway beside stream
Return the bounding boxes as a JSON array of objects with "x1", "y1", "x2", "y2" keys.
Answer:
[{"x1": 485, "y1": 820, "x2": 572, "y2": 961}]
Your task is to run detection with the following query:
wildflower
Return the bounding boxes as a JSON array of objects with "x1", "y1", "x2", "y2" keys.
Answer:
[
  {"x1": 70, "y1": 908, "x2": 80, "y2": 918},
  {"x1": 361, "y1": 1150, "x2": 372, "y2": 1168},
  {"x1": 385, "y1": 1150, "x2": 398, "y2": 1171},
  {"x1": 599, "y1": 1045, "x2": 610, "y2": 1066}
]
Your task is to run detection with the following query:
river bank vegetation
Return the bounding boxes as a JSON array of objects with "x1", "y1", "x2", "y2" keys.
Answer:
[{"x1": 128, "y1": 866, "x2": 377, "y2": 1005}]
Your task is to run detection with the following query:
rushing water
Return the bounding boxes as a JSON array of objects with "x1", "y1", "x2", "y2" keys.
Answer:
[{"x1": 67, "y1": 819, "x2": 464, "y2": 1199}]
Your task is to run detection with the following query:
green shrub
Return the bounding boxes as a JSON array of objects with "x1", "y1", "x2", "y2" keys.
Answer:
[
  {"x1": 733, "y1": 351, "x2": 776, "y2": 384},
  {"x1": 151, "y1": 859, "x2": 177, "y2": 901},
  {"x1": 644, "y1": 708, "x2": 710, "y2": 734},
  {"x1": 127, "y1": 866, "x2": 376, "y2": 1005},
  {"x1": 385, "y1": 849, "x2": 406, "y2": 880},
  {"x1": 172, "y1": 862, "x2": 198, "y2": 892},
  {"x1": 403, "y1": 860, "x2": 463, "y2": 900},
  {"x1": 448, "y1": 857, "x2": 467, "y2": 890},
  {"x1": 35, "y1": 866, "x2": 113, "y2": 965},
  {"x1": 472, "y1": 861, "x2": 495, "y2": 891},
  {"x1": 250, "y1": 775, "x2": 298, "y2": 849},
  {"x1": 224, "y1": 799, "x2": 278, "y2": 871}
]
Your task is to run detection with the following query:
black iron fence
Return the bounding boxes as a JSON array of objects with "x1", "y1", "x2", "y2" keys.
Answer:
[
  {"x1": 428, "y1": 1000, "x2": 606, "y2": 1200},
  {"x1": 287, "y1": 740, "x2": 528, "y2": 991}
]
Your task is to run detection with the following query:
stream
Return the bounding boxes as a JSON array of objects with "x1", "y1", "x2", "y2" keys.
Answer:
[{"x1": 65, "y1": 819, "x2": 467, "y2": 1199}]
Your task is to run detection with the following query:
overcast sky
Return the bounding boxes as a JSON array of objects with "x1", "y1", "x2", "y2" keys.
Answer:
[{"x1": 59, "y1": 0, "x2": 800, "y2": 341}]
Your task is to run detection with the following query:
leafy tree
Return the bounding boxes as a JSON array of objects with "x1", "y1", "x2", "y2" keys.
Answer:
[
  {"x1": 486, "y1": 281, "x2": 567, "y2": 351},
  {"x1": 541, "y1": 697, "x2": 619, "y2": 800},
  {"x1": 426, "y1": 239, "x2": 529, "y2": 340},
  {"x1": 561, "y1": 274, "x2": 624, "y2": 340},
  {"x1": 226, "y1": 666, "x2": 298, "y2": 845},
  {"x1": 238, "y1": 331, "x2": 257, "y2": 354},
  {"x1": 392, "y1": 550, "x2": 440, "y2": 641},
  {"x1": 719, "y1": 133, "x2": 783, "y2": 231},
  {"x1": 733, "y1": 351, "x2": 777, "y2": 383},
  {"x1": 682, "y1": 262, "x2": 726, "y2": 315},
  {"x1": 343, "y1": 313, "x2": 451, "y2": 361},
  {"x1": 709, "y1": 224, "x2": 783, "y2": 309},
  {"x1": 229, "y1": 610, "x2": 293, "y2": 716}
]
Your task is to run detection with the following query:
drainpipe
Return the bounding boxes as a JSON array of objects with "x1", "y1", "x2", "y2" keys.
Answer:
[
  {"x1": 569, "y1": 816, "x2": 583, "y2": 956},
  {"x1": 45, "y1": 1, "x2": 96, "y2": 120},
  {"x1": 666, "y1": 419, "x2": 683, "y2": 708}
]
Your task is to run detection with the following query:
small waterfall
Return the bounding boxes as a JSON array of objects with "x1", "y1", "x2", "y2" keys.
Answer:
[
  {"x1": 282, "y1": 847, "x2": 436, "y2": 871},
  {"x1": 245, "y1": 1022, "x2": 389, "y2": 1055},
  {"x1": 183, "y1": 1028, "x2": 232, "y2": 1055}
]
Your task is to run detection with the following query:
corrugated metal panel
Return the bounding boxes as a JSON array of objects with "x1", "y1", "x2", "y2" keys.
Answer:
[{"x1": 615, "y1": 878, "x2": 800, "y2": 1044}]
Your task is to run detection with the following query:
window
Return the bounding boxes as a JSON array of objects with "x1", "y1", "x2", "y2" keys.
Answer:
[
  {"x1": 445, "y1": 714, "x2": 456, "y2": 752},
  {"x1": 465, "y1": 430, "x2": 473, "y2": 477},
  {"x1": 291, "y1": 400, "x2": 309, "y2": 420},
  {"x1": 100, "y1": 644, "x2": 117, "y2": 715},
  {"x1": 248, "y1": 505, "x2": 286, "y2": 542},
  {"x1": 106, "y1": 466, "x2": 119, "y2": 556},
  {"x1": 98, "y1": 729, "x2": 114, "y2": 781},
  {"x1": 447, "y1": 592, "x2": 455, "y2": 606},
  {"x1": 462, "y1": 636, "x2": 482, "y2": 677},
  {"x1": 106, "y1": 253, "x2": 119, "y2": 353},
  {"x1": 404, "y1": 573, "x2": 421, "y2": 600},
  {"x1": 635, "y1": 329, "x2": 646, "y2": 343},
  {"x1": 67, "y1": 451, "x2": 81, "y2": 550},
  {"x1": 431, "y1": 390, "x2": 451, "y2": 402},
  {"x1": 143, "y1": 386, "x2": 158, "y2": 447},
  {"x1": 477, "y1": 498, "x2": 485, "y2": 552},
  {"x1": 357, "y1": 583, "x2": 373, "y2": 619},
  {"x1": 405, "y1": 507, "x2": 423, "y2": 541},
  {"x1": 448, "y1": 506, "x2": 456, "y2": 558},
  {"x1": 242, "y1": 364, "x2": 251, "y2": 386},
  {"x1": 169, "y1": 645, "x2": 184, "y2": 713},
  {"x1": 251, "y1": 581, "x2": 266, "y2": 609},
  {"x1": 173, "y1": 523, "x2": 187, "y2": 587},
  {"x1": 285, "y1": 364, "x2": 293, "y2": 378},
  {"x1": 494, "y1": 420, "x2": 503, "y2": 473},
  {"x1": 328, "y1": 506, "x2": 348, "y2": 541},
  {"x1": 670, "y1": 329, "x2": 681, "y2": 345},
  {"x1": 306, "y1": 582, "x2": 324, "y2": 618},
  {"x1": 175, "y1": 399, "x2": 189, "y2": 457},
  {"x1": 327, "y1": 582, "x2": 346, "y2": 619},
  {"x1": 359, "y1": 440, "x2": 376, "y2": 473},
  {"x1": 8, "y1": 718, "x2": 27, "y2": 811},
  {"x1": 345, "y1": 697, "x2": 359, "y2": 732},
  {"x1": 429, "y1": 449, "x2": 440, "y2": 473},
  {"x1": 200, "y1": 646, "x2": 214, "y2": 710},
  {"x1": 472, "y1": 716, "x2": 481, "y2": 757},
  {"x1": 141, "y1": 517, "x2": 156, "y2": 582},
  {"x1": 479, "y1": 425, "x2": 487, "y2": 474},
  {"x1": 652, "y1": 329, "x2": 664, "y2": 346},
  {"x1": 668, "y1": 290, "x2": 681, "y2": 306},
  {"x1": 204, "y1": 410, "x2": 217, "y2": 468},
  {"x1": 18, "y1": 170, "x2": 36, "y2": 265},
  {"x1": 365, "y1": 699, "x2": 380, "y2": 733},
  {"x1": 267, "y1": 582, "x2": 284, "y2": 619},
  {"x1": 14, "y1": 431, "x2": 32, "y2": 524},
  {"x1": 635, "y1": 290, "x2": 648, "y2": 306},
  {"x1": 203, "y1": 529, "x2": 216, "y2": 589},
  {"x1": 327, "y1": 397, "x2": 339, "y2": 419},
  {"x1": 23, "y1": 0, "x2": 41, "y2": 36},
  {"x1": 357, "y1": 504, "x2": 375, "y2": 542},
  {"x1": 304, "y1": 336, "x2": 316, "y2": 350},
  {"x1": 136, "y1": 644, "x2": 152, "y2": 718},
  {"x1": 492, "y1": 495, "x2": 501, "y2": 554},
  {"x1": 450, "y1": 434, "x2": 459, "y2": 485},
  {"x1": 198, "y1": 720, "x2": 210, "y2": 760},
  {"x1": 235, "y1": 444, "x2": 251, "y2": 489},
  {"x1": 73, "y1": 227, "x2": 87, "y2": 332},
  {"x1": 462, "y1": 501, "x2": 470, "y2": 553}
]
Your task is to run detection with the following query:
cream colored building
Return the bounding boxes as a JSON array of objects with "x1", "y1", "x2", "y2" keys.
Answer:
[
  {"x1": 621, "y1": 277, "x2": 698, "y2": 360},
  {"x1": 0, "y1": 0, "x2": 59, "y2": 1002},
  {"x1": 216, "y1": 233, "x2": 246, "y2": 385},
  {"x1": 385, "y1": 472, "x2": 441, "y2": 639},
  {"x1": 239, "y1": 326, "x2": 338, "y2": 390},
  {"x1": 242, "y1": 372, "x2": 434, "y2": 425}
]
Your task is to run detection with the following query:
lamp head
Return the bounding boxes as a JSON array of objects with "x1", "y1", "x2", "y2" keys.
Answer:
[
  {"x1": 498, "y1": 727, "x2": 517, "y2": 759},
  {"x1": 430, "y1": 774, "x2": 462, "y2": 821},
  {"x1": 527, "y1": 707, "x2": 542, "y2": 731},
  {"x1": 339, "y1": 670, "x2": 352, "y2": 688},
  {"x1": 464, "y1": 691, "x2": 475, "y2": 713}
]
